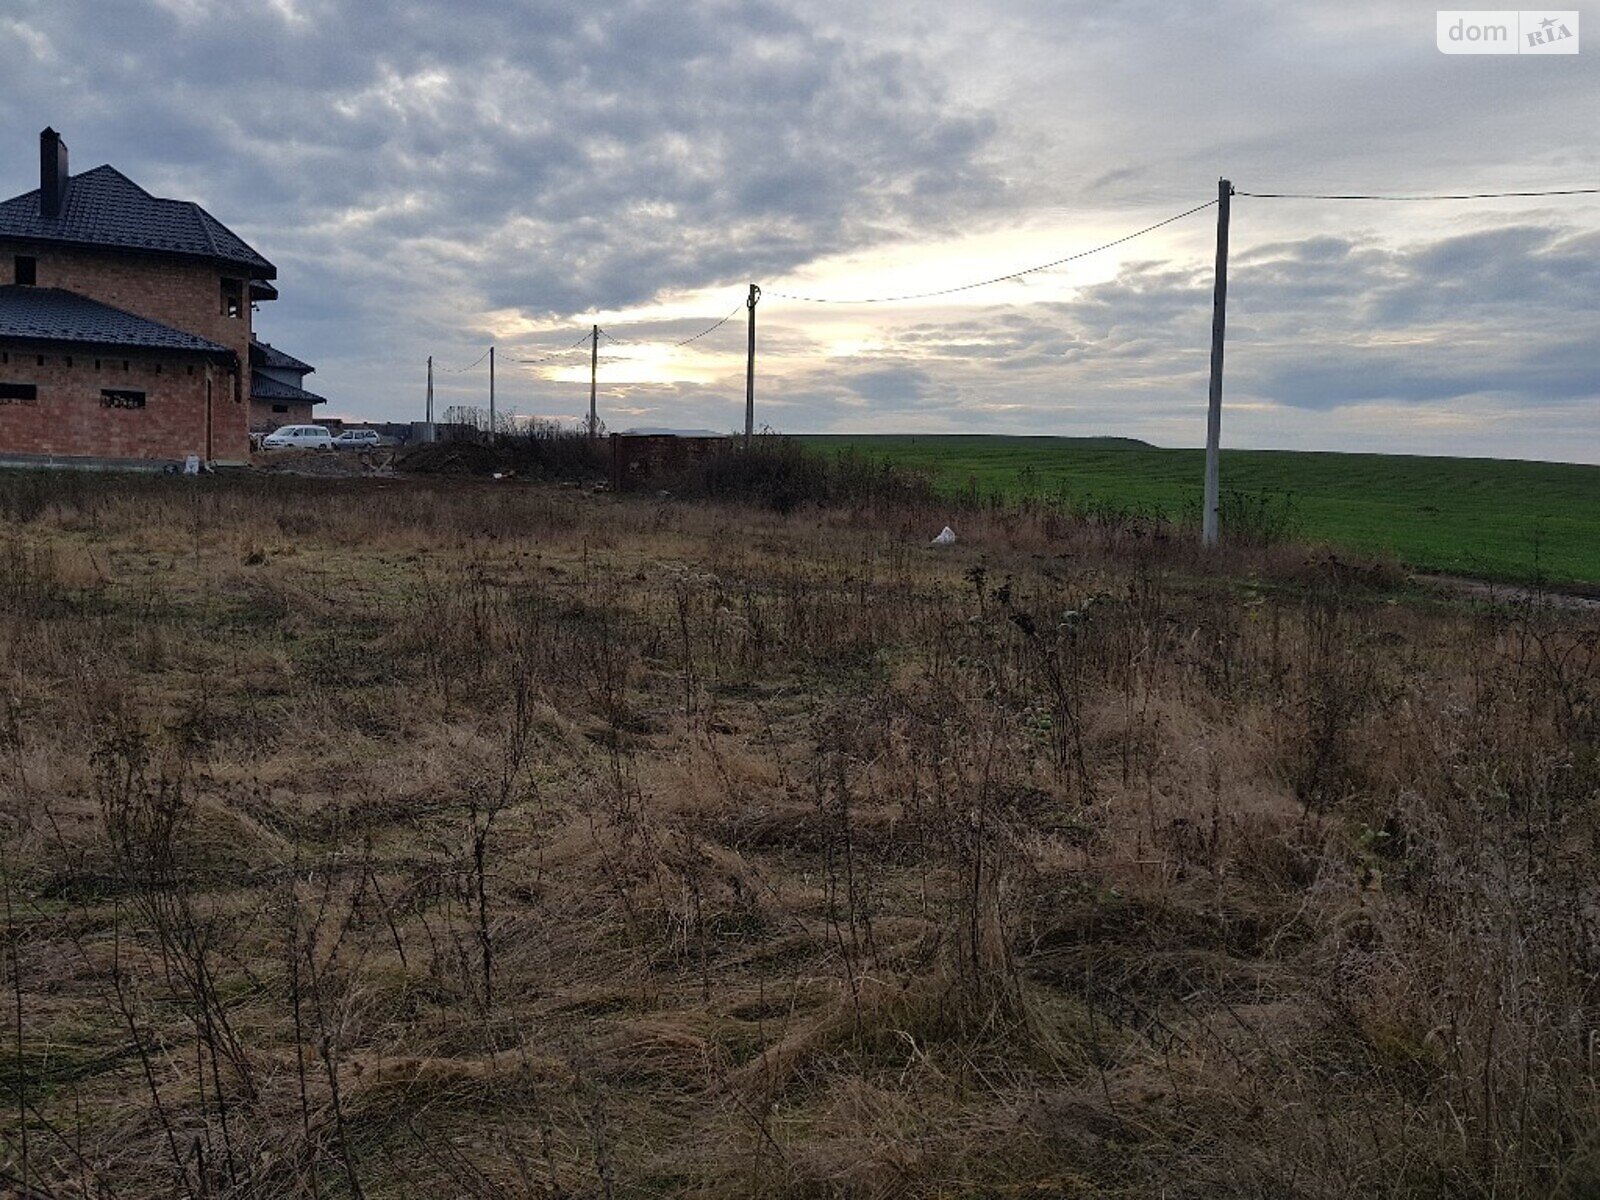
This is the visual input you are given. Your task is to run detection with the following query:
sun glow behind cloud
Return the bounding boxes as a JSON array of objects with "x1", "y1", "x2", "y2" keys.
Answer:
[
  {"x1": 546, "y1": 340, "x2": 721, "y2": 387},
  {"x1": 529, "y1": 212, "x2": 1222, "y2": 396},
  {"x1": 760, "y1": 212, "x2": 1210, "y2": 309}
]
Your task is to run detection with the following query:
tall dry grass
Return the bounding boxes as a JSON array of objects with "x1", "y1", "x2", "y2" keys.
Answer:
[{"x1": 0, "y1": 468, "x2": 1594, "y2": 1198}]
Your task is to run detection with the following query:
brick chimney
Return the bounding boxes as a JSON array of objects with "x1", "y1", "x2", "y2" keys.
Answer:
[{"x1": 39, "y1": 127, "x2": 69, "y2": 220}]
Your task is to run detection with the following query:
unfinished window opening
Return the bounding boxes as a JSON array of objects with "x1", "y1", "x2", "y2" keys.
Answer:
[
  {"x1": 0, "y1": 382, "x2": 38, "y2": 404},
  {"x1": 271, "y1": 404, "x2": 289, "y2": 414},
  {"x1": 101, "y1": 389, "x2": 145, "y2": 410},
  {"x1": 14, "y1": 256, "x2": 36, "y2": 286},
  {"x1": 221, "y1": 278, "x2": 243, "y2": 319},
  {"x1": 63, "y1": 356, "x2": 72, "y2": 368},
  {"x1": 35, "y1": 356, "x2": 44, "y2": 366}
]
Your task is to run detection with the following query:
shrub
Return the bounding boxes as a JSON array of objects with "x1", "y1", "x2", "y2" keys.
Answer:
[
  {"x1": 399, "y1": 420, "x2": 608, "y2": 481},
  {"x1": 668, "y1": 433, "x2": 937, "y2": 513}
]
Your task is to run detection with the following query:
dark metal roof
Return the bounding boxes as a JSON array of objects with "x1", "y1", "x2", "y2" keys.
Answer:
[
  {"x1": 0, "y1": 286, "x2": 234, "y2": 357},
  {"x1": 250, "y1": 372, "x2": 326, "y2": 405},
  {"x1": 250, "y1": 339, "x2": 313, "y2": 374},
  {"x1": 0, "y1": 165, "x2": 275, "y2": 279}
]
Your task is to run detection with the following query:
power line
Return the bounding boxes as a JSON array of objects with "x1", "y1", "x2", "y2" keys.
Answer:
[
  {"x1": 515, "y1": 331, "x2": 595, "y2": 366},
  {"x1": 764, "y1": 199, "x2": 1218, "y2": 304},
  {"x1": 436, "y1": 347, "x2": 491, "y2": 374},
  {"x1": 601, "y1": 302, "x2": 745, "y2": 349},
  {"x1": 672, "y1": 303, "x2": 746, "y2": 347},
  {"x1": 1237, "y1": 187, "x2": 1600, "y2": 201},
  {"x1": 519, "y1": 308, "x2": 742, "y2": 361},
  {"x1": 436, "y1": 183, "x2": 1595, "y2": 366}
]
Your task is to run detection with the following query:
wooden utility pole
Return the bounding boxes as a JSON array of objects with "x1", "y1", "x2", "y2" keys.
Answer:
[
  {"x1": 1202, "y1": 179, "x2": 1233, "y2": 548},
  {"x1": 589, "y1": 324, "x2": 599, "y2": 438},
  {"x1": 425, "y1": 355, "x2": 434, "y2": 424},
  {"x1": 745, "y1": 283, "x2": 760, "y2": 447},
  {"x1": 488, "y1": 345, "x2": 496, "y2": 438}
]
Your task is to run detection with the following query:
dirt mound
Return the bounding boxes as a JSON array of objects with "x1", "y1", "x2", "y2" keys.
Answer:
[{"x1": 395, "y1": 440, "x2": 507, "y2": 475}]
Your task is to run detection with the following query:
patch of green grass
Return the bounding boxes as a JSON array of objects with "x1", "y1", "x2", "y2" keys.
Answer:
[
  {"x1": 802, "y1": 435, "x2": 1600, "y2": 586},
  {"x1": 0, "y1": 1026, "x2": 136, "y2": 1102}
]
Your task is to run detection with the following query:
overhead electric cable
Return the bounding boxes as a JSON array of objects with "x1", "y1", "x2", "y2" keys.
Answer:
[
  {"x1": 515, "y1": 331, "x2": 596, "y2": 366},
  {"x1": 436, "y1": 347, "x2": 491, "y2": 373},
  {"x1": 1236, "y1": 187, "x2": 1600, "y2": 200},
  {"x1": 669, "y1": 302, "x2": 746, "y2": 347},
  {"x1": 764, "y1": 198, "x2": 1219, "y2": 304},
  {"x1": 549, "y1": 306, "x2": 743, "y2": 353}
]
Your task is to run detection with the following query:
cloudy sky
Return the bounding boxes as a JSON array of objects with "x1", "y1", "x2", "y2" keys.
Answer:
[{"x1": 1, "y1": 0, "x2": 1595, "y2": 461}]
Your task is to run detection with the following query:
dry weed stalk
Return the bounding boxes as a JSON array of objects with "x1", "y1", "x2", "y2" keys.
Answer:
[{"x1": 0, "y1": 469, "x2": 1593, "y2": 1197}]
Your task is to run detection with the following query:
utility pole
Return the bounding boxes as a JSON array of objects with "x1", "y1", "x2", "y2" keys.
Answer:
[
  {"x1": 488, "y1": 345, "x2": 496, "y2": 439},
  {"x1": 745, "y1": 283, "x2": 760, "y2": 447},
  {"x1": 425, "y1": 355, "x2": 434, "y2": 424},
  {"x1": 589, "y1": 324, "x2": 599, "y2": 439},
  {"x1": 1202, "y1": 179, "x2": 1233, "y2": 548}
]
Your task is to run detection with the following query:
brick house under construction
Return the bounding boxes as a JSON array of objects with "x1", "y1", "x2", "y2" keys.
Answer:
[
  {"x1": 0, "y1": 128, "x2": 322, "y2": 466},
  {"x1": 250, "y1": 340, "x2": 326, "y2": 431}
]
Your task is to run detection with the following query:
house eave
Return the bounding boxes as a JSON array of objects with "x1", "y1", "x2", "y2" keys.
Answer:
[
  {"x1": 0, "y1": 333, "x2": 237, "y2": 367},
  {"x1": 0, "y1": 233, "x2": 277, "y2": 281}
]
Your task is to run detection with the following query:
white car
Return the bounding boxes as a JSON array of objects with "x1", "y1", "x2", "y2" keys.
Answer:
[
  {"x1": 332, "y1": 429, "x2": 381, "y2": 450},
  {"x1": 260, "y1": 424, "x2": 334, "y2": 451}
]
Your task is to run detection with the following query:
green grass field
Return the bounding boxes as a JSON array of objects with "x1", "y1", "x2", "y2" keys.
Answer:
[{"x1": 802, "y1": 435, "x2": 1600, "y2": 586}]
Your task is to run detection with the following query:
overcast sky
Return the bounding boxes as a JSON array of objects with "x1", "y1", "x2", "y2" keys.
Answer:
[{"x1": 1, "y1": 0, "x2": 1595, "y2": 461}]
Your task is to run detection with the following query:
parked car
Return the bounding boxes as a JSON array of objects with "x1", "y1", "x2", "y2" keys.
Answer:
[
  {"x1": 260, "y1": 424, "x2": 334, "y2": 451},
  {"x1": 332, "y1": 429, "x2": 381, "y2": 450}
]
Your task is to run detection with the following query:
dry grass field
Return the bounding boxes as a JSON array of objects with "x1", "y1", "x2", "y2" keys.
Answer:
[{"x1": 0, "y1": 469, "x2": 1596, "y2": 1198}]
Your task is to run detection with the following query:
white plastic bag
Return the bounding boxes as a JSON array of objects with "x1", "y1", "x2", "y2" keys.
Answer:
[{"x1": 930, "y1": 526, "x2": 957, "y2": 547}]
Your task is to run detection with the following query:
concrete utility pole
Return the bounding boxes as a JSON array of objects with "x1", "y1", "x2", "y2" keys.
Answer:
[
  {"x1": 589, "y1": 324, "x2": 599, "y2": 439},
  {"x1": 745, "y1": 283, "x2": 761, "y2": 447},
  {"x1": 488, "y1": 345, "x2": 496, "y2": 438},
  {"x1": 426, "y1": 355, "x2": 434, "y2": 424},
  {"x1": 1202, "y1": 178, "x2": 1233, "y2": 548}
]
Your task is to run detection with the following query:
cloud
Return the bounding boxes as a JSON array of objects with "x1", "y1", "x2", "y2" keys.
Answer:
[
  {"x1": 1, "y1": 0, "x2": 1001, "y2": 316},
  {"x1": 0, "y1": 0, "x2": 1594, "y2": 460},
  {"x1": 836, "y1": 365, "x2": 935, "y2": 404},
  {"x1": 741, "y1": 213, "x2": 1600, "y2": 453}
]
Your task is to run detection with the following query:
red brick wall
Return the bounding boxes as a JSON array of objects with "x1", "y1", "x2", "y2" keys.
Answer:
[
  {"x1": 1, "y1": 243, "x2": 255, "y2": 460},
  {"x1": 608, "y1": 434, "x2": 729, "y2": 491},
  {"x1": 0, "y1": 346, "x2": 236, "y2": 463},
  {"x1": 250, "y1": 399, "x2": 314, "y2": 431}
]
